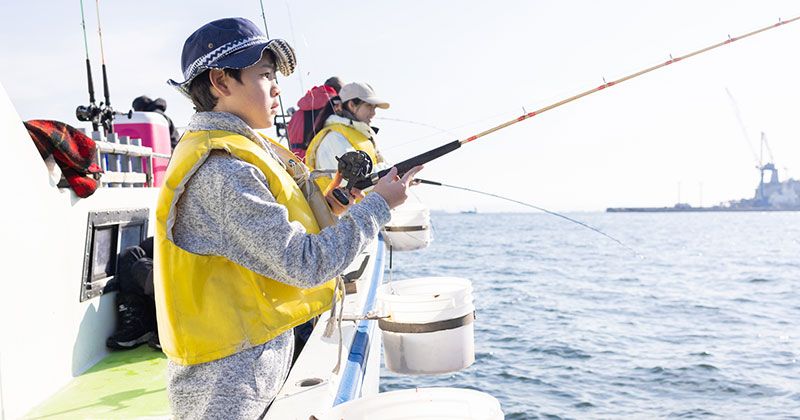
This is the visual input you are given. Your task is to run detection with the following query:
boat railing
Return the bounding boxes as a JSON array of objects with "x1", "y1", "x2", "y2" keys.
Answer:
[{"x1": 86, "y1": 130, "x2": 170, "y2": 188}]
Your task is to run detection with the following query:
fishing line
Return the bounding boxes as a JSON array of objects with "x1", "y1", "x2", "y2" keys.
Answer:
[
  {"x1": 416, "y1": 178, "x2": 640, "y2": 256},
  {"x1": 283, "y1": 0, "x2": 305, "y2": 93},
  {"x1": 377, "y1": 109, "x2": 517, "y2": 153},
  {"x1": 258, "y1": 0, "x2": 290, "y2": 144},
  {"x1": 725, "y1": 88, "x2": 760, "y2": 165},
  {"x1": 375, "y1": 117, "x2": 458, "y2": 137}
]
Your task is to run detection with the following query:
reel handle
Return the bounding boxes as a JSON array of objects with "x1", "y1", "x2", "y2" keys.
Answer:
[{"x1": 325, "y1": 172, "x2": 350, "y2": 206}]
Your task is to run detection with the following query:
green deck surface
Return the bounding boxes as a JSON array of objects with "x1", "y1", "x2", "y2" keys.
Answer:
[{"x1": 25, "y1": 346, "x2": 169, "y2": 419}]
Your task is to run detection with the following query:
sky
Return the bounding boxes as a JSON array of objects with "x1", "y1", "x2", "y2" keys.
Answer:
[{"x1": 2, "y1": 1, "x2": 800, "y2": 212}]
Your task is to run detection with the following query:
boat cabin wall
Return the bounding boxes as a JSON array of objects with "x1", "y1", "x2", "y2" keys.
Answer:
[{"x1": 0, "y1": 82, "x2": 159, "y2": 419}]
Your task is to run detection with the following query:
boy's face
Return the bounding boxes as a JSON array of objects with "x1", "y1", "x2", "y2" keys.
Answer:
[{"x1": 222, "y1": 54, "x2": 280, "y2": 129}]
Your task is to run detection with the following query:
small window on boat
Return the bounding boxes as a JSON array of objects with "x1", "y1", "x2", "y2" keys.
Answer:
[
  {"x1": 91, "y1": 226, "x2": 117, "y2": 280},
  {"x1": 80, "y1": 208, "x2": 149, "y2": 302},
  {"x1": 120, "y1": 223, "x2": 145, "y2": 251}
]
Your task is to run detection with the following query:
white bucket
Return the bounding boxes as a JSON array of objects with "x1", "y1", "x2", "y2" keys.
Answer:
[
  {"x1": 382, "y1": 198, "x2": 432, "y2": 252},
  {"x1": 377, "y1": 277, "x2": 475, "y2": 375},
  {"x1": 316, "y1": 387, "x2": 503, "y2": 420}
]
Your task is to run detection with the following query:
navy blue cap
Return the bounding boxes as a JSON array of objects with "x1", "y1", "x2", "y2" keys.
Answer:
[{"x1": 168, "y1": 17, "x2": 296, "y2": 98}]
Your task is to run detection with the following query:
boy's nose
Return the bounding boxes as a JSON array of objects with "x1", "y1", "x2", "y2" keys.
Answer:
[{"x1": 271, "y1": 81, "x2": 281, "y2": 97}]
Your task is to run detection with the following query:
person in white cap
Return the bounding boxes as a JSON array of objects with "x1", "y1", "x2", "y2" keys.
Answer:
[{"x1": 303, "y1": 82, "x2": 391, "y2": 190}]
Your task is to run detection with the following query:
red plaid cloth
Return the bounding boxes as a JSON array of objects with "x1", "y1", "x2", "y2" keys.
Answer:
[{"x1": 24, "y1": 120, "x2": 102, "y2": 198}]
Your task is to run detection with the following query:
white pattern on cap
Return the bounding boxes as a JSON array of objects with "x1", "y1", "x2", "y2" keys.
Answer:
[
  {"x1": 184, "y1": 35, "x2": 270, "y2": 80},
  {"x1": 168, "y1": 38, "x2": 296, "y2": 99}
]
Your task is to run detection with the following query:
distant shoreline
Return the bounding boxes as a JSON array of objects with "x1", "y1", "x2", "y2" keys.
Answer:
[{"x1": 606, "y1": 206, "x2": 800, "y2": 213}]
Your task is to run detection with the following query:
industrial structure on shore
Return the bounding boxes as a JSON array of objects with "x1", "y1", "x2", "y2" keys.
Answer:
[{"x1": 608, "y1": 161, "x2": 800, "y2": 212}]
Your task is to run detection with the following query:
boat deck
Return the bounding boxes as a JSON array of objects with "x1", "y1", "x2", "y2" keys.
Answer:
[{"x1": 24, "y1": 346, "x2": 169, "y2": 419}]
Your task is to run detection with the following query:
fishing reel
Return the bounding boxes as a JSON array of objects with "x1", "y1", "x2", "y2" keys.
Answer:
[
  {"x1": 75, "y1": 103, "x2": 103, "y2": 128},
  {"x1": 329, "y1": 150, "x2": 373, "y2": 206},
  {"x1": 76, "y1": 103, "x2": 131, "y2": 134}
]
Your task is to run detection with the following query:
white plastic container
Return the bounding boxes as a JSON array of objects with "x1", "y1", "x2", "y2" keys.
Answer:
[
  {"x1": 317, "y1": 387, "x2": 503, "y2": 420},
  {"x1": 377, "y1": 277, "x2": 475, "y2": 375},
  {"x1": 382, "y1": 198, "x2": 432, "y2": 251}
]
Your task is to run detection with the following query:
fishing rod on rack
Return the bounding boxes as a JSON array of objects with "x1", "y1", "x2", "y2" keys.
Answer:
[
  {"x1": 75, "y1": 0, "x2": 100, "y2": 132},
  {"x1": 75, "y1": 0, "x2": 129, "y2": 134},
  {"x1": 341, "y1": 15, "x2": 800, "y2": 191},
  {"x1": 95, "y1": 0, "x2": 114, "y2": 133}
]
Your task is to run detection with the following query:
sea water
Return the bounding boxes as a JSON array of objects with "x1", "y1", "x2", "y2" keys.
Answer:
[{"x1": 380, "y1": 212, "x2": 800, "y2": 419}]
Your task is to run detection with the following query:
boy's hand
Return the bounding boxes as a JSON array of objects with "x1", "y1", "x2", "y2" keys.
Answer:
[
  {"x1": 373, "y1": 166, "x2": 423, "y2": 209},
  {"x1": 349, "y1": 188, "x2": 366, "y2": 201}
]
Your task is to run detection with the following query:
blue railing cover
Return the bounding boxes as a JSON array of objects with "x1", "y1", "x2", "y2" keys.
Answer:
[{"x1": 333, "y1": 235, "x2": 385, "y2": 406}]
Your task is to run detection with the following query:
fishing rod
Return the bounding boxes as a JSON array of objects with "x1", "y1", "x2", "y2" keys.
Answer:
[
  {"x1": 347, "y1": 15, "x2": 800, "y2": 191},
  {"x1": 75, "y1": 0, "x2": 100, "y2": 131},
  {"x1": 259, "y1": 0, "x2": 291, "y2": 144},
  {"x1": 75, "y1": 0, "x2": 125, "y2": 134},
  {"x1": 415, "y1": 178, "x2": 639, "y2": 255},
  {"x1": 95, "y1": 0, "x2": 111, "y2": 107},
  {"x1": 95, "y1": 0, "x2": 110, "y2": 109},
  {"x1": 94, "y1": 0, "x2": 116, "y2": 134}
]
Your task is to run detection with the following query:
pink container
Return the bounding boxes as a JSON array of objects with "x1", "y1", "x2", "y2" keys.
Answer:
[{"x1": 113, "y1": 111, "x2": 171, "y2": 187}]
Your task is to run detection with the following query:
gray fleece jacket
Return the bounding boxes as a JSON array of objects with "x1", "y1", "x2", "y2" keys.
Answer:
[{"x1": 167, "y1": 112, "x2": 390, "y2": 420}]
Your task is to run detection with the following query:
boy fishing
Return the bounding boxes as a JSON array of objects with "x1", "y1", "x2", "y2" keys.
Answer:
[{"x1": 155, "y1": 17, "x2": 421, "y2": 419}]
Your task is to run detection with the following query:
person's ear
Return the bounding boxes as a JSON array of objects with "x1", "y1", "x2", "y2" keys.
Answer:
[{"x1": 208, "y1": 69, "x2": 230, "y2": 98}]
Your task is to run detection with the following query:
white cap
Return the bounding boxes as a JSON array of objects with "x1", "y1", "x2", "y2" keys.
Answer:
[{"x1": 339, "y1": 82, "x2": 390, "y2": 109}]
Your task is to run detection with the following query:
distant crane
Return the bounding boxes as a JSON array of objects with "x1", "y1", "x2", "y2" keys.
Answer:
[
  {"x1": 757, "y1": 132, "x2": 780, "y2": 202},
  {"x1": 725, "y1": 89, "x2": 783, "y2": 204}
]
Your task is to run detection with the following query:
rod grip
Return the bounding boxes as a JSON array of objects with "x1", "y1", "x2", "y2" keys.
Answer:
[
  {"x1": 85, "y1": 59, "x2": 95, "y2": 103},
  {"x1": 353, "y1": 140, "x2": 461, "y2": 189},
  {"x1": 102, "y1": 64, "x2": 110, "y2": 106}
]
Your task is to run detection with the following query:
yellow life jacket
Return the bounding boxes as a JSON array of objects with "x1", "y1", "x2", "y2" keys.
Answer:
[
  {"x1": 154, "y1": 130, "x2": 335, "y2": 365},
  {"x1": 304, "y1": 123, "x2": 379, "y2": 194}
]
